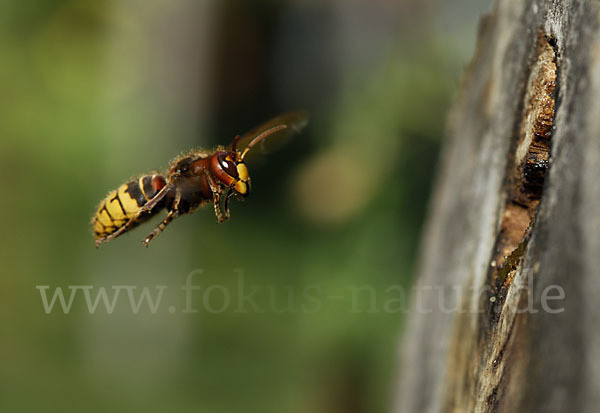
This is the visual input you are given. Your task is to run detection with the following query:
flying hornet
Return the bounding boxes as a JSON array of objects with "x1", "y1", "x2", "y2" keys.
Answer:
[{"x1": 92, "y1": 110, "x2": 309, "y2": 247}]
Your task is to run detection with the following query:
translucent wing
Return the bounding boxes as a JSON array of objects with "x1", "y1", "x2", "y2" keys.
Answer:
[{"x1": 231, "y1": 110, "x2": 309, "y2": 159}]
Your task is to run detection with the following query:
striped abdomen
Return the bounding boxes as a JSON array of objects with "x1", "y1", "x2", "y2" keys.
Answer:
[{"x1": 92, "y1": 174, "x2": 167, "y2": 240}]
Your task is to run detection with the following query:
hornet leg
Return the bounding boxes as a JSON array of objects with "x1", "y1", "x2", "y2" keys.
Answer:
[
  {"x1": 142, "y1": 210, "x2": 179, "y2": 247},
  {"x1": 142, "y1": 188, "x2": 181, "y2": 247},
  {"x1": 223, "y1": 189, "x2": 233, "y2": 221},
  {"x1": 204, "y1": 170, "x2": 225, "y2": 223}
]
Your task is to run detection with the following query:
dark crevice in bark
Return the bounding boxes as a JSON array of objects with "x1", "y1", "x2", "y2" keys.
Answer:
[{"x1": 487, "y1": 31, "x2": 558, "y2": 326}]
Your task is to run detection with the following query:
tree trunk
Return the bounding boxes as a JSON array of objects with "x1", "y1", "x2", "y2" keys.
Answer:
[{"x1": 394, "y1": 1, "x2": 600, "y2": 412}]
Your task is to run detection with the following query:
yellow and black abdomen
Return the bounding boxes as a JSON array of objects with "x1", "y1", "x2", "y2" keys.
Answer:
[{"x1": 92, "y1": 174, "x2": 167, "y2": 241}]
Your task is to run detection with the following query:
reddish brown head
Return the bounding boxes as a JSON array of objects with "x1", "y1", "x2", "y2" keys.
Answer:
[
  {"x1": 209, "y1": 150, "x2": 250, "y2": 197},
  {"x1": 209, "y1": 124, "x2": 288, "y2": 197}
]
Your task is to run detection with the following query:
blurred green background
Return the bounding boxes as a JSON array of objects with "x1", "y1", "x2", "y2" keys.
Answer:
[{"x1": 0, "y1": 0, "x2": 491, "y2": 412}]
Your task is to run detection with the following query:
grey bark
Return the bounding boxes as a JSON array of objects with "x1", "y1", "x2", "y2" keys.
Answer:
[{"x1": 394, "y1": 1, "x2": 600, "y2": 412}]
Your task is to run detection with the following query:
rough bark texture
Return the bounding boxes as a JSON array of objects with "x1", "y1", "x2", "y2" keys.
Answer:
[{"x1": 394, "y1": 1, "x2": 600, "y2": 412}]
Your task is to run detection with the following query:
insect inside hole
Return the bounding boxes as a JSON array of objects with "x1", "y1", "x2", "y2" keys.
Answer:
[{"x1": 92, "y1": 110, "x2": 309, "y2": 247}]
